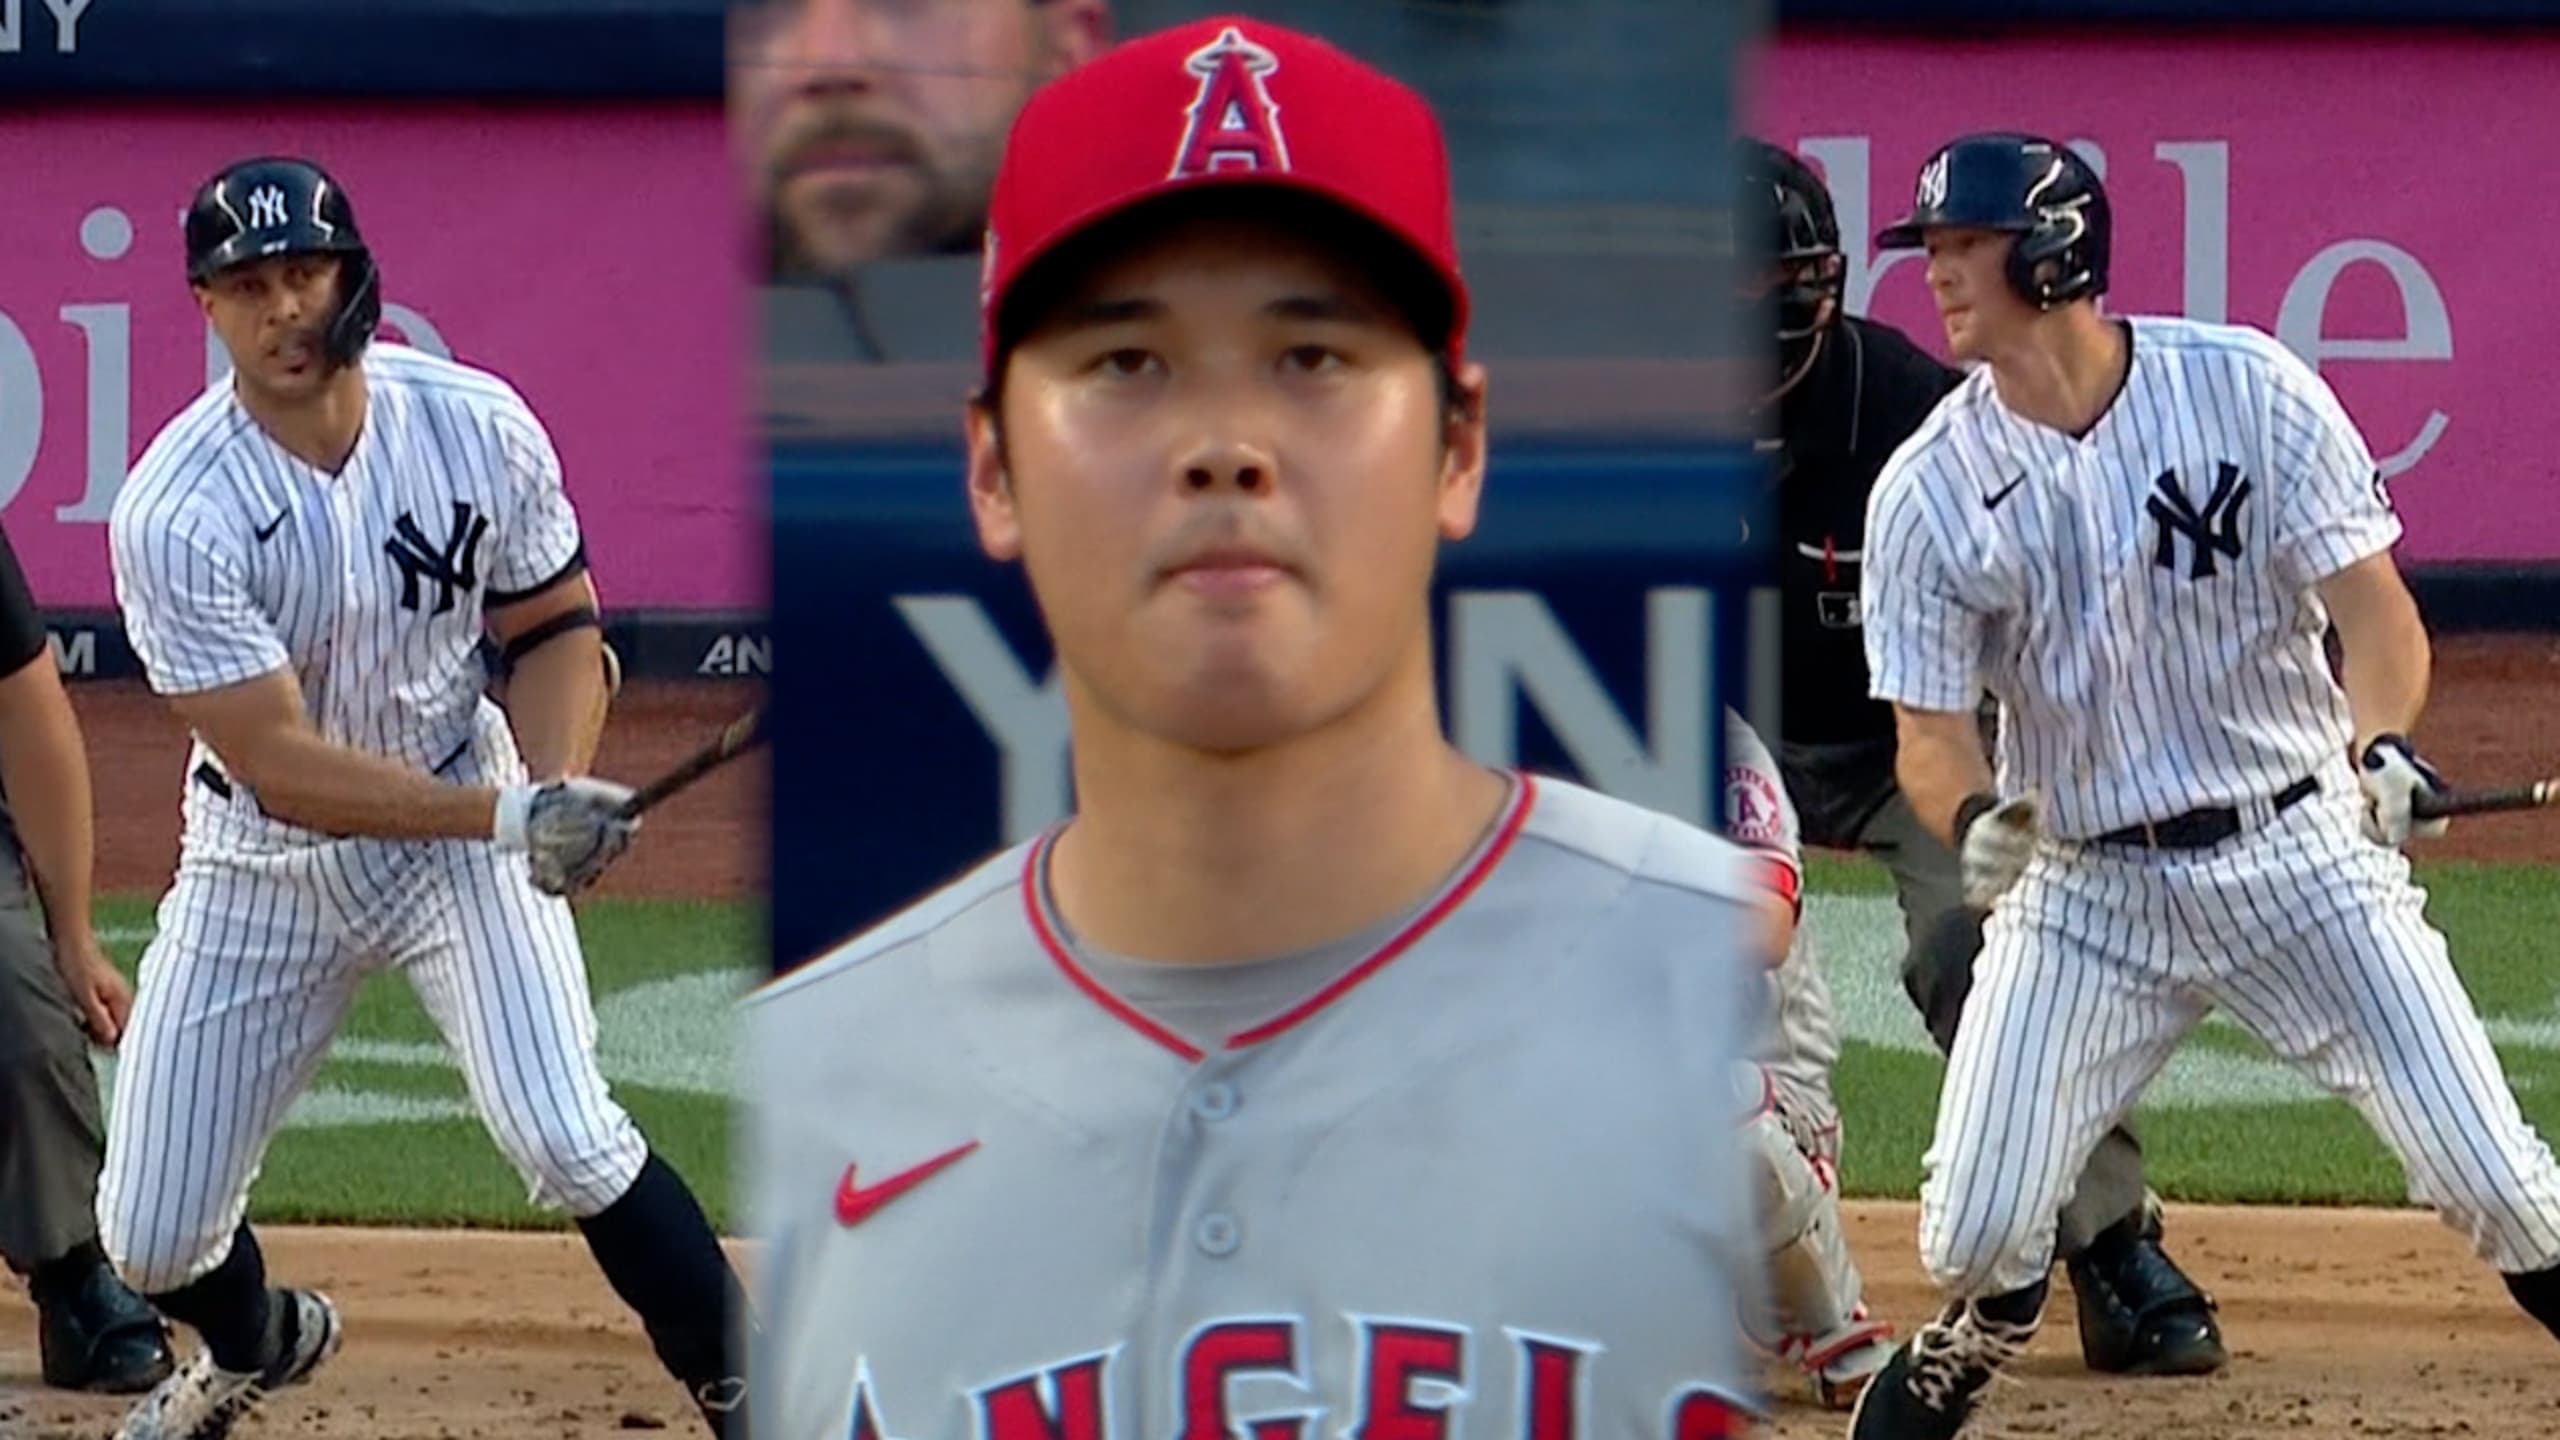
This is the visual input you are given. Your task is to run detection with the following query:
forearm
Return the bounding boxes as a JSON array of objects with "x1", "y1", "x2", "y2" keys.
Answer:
[
  {"x1": 504, "y1": 628, "x2": 608, "y2": 780},
  {"x1": 230, "y1": 728, "x2": 499, "y2": 839},
  {"x1": 0, "y1": 685, "x2": 97, "y2": 938},
  {"x1": 2336, "y1": 605, "x2": 2431, "y2": 752},
  {"x1": 1895, "y1": 707, "x2": 1999, "y2": 848}
]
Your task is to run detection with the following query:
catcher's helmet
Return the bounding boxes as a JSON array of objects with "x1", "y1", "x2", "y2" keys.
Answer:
[
  {"x1": 1876, "y1": 132, "x2": 2109, "y2": 309},
  {"x1": 1738, "y1": 137, "x2": 1843, "y2": 346},
  {"x1": 185, "y1": 157, "x2": 382, "y2": 369}
]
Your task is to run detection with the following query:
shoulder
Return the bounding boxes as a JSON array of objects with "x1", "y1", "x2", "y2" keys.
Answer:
[
  {"x1": 2129, "y1": 315, "x2": 2300, "y2": 388},
  {"x1": 117, "y1": 387, "x2": 255, "y2": 542},
  {"x1": 742, "y1": 842, "x2": 1031, "y2": 1012},
  {"x1": 1872, "y1": 370, "x2": 1993, "y2": 505},
  {"x1": 1515, "y1": 777, "x2": 1760, "y2": 911},
  {"x1": 367, "y1": 344, "x2": 548, "y2": 435}
]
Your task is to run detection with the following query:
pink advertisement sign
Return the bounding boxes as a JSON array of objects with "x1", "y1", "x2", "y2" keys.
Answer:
[
  {"x1": 1751, "y1": 31, "x2": 2559, "y2": 565},
  {"x1": 7, "y1": 104, "x2": 753, "y2": 610}
]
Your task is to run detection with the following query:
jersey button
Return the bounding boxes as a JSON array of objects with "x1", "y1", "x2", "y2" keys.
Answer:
[
  {"x1": 1195, "y1": 1212, "x2": 1242, "y2": 1257},
  {"x1": 1191, "y1": 1083, "x2": 1239, "y2": 1121}
]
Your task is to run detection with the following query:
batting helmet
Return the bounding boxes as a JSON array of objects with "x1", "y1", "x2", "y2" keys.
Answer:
[
  {"x1": 1876, "y1": 132, "x2": 2109, "y2": 309},
  {"x1": 1738, "y1": 137, "x2": 1844, "y2": 347},
  {"x1": 184, "y1": 157, "x2": 382, "y2": 369}
]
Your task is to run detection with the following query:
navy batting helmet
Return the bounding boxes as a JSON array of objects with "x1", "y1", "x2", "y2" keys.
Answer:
[
  {"x1": 185, "y1": 157, "x2": 382, "y2": 369},
  {"x1": 1738, "y1": 137, "x2": 1844, "y2": 347},
  {"x1": 1876, "y1": 132, "x2": 2109, "y2": 309}
]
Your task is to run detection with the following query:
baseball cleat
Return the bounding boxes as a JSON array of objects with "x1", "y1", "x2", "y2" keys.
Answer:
[
  {"x1": 1847, "y1": 1299, "x2": 2036, "y2": 1440},
  {"x1": 1776, "y1": 1314, "x2": 1897, "y2": 1410},
  {"x1": 36, "y1": 1258, "x2": 173, "y2": 1394},
  {"x1": 114, "y1": 1289, "x2": 342, "y2": 1440},
  {"x1": 2066, "y1": 1203, "x2": 2228, "y2": 1377}
]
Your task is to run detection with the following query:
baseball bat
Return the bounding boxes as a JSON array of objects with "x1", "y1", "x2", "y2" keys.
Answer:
[
  {"x1": 2411, "y1": 779, "x2": 2559, "y2": 821},
  {"x1": 617, "y1": 706, "x2": 766, "y2": 820}
]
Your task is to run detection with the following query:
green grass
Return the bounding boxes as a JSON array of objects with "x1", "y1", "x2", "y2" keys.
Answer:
[
  {"x1": 87, "y1": 852, "x2": 2560, "y2": 1229},
  {"x1": 1804, "y1": 853, "x2": 2560, "y2": 1208},
  {"x1": 93, "y1": 896, "x2": 754, "y2": 1232}
]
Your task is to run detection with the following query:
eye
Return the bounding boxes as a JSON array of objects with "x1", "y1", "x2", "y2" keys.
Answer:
[
  {"x1": 1092, "y1": 348, "x2": 1159, "y2": 378},
  {"x1": 1279, "y1": 344, "x2": 1345, "y2": 374}
]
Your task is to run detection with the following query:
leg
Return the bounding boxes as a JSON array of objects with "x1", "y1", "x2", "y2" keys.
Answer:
[
  {"x1": 0, "y1": 901, "x2": 171, "y2": 1392},
  {"x1": 1852, "y1": 853, "x2": 2208, "y2": 1438},
  {"x1": 1864, "y1": 789, "x2": 2224, "y2": 1375},
  {"x1": 2202, "y1": 811, "x2": 2560, "y2": 1328},
  {"x1": 400, "y1": 836, "x2": 746, "y2": 1435},
  {"x1": 1734, "y1": 1066, "x2": 1895, "y2": 1411}
]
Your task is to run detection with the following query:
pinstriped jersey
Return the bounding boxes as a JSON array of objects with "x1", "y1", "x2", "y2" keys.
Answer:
[
  {"x1": 1721, "y1": 710, "x2": 1838, "y2": 1111},
  {"x1": 745, "y1": 776, "x2": 1769, "y2": 1440},
  {"x1": 1860, "y1": 316, "x2": 2402, "y2": 841},
  {"x1": 111, "y1": 343, "x2": 586, "y2": 851}
]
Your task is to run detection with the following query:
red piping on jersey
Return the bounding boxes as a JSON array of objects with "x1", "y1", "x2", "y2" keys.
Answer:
[
  {"x1": 1023, "y1": 842, "x2": 1209, "y2": 1064},
  {"x1": 1022, "y1": 774, "x2": 1539, "y2": 1062},
  {"x1": 1225, "y1": 774, "x2": 1536, "y2": 1050}
]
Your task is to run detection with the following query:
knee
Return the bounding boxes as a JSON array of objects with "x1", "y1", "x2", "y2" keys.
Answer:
[{"x1": 1745, "y1": 1112, "x2": 1822, "y2": 1247}]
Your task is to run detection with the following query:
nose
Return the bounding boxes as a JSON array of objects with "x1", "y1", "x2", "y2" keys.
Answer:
[
  {"x1": 1176, "y1": 435, "x2": 1279, "y2": 497},
  {"x1": 779, "y1": 0, "x2": 885, "y2": 92}
]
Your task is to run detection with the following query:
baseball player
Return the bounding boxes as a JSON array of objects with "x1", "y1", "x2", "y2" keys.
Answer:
[
  {"x1": 1737, "y1": 136, "x2": 2225, "y2": 1378},
  {"x1": 101, "y1": 157, "x2": 745, "y2": 1439},
  {"x1": 746, "y1": 18, "x2": 1772, "y2": 1438},
  {"x1": 1724, "y1": 706, "x2": 1899, "y2": 1411},
  {"x1": 0, "y1": 522, "x2": 176, "y2": 1395},
  {"x1": 1846, "y1": 131, "x2": 2560, "y2": 1438}
]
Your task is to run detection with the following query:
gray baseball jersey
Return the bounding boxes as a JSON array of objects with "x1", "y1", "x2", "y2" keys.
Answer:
[
  {"x1": 1722, "y1": 708, "x2": 1839, "y2": 1122},
  {"x1": 747, "y1": 775, "x2": 1771, "y2": 1440}
]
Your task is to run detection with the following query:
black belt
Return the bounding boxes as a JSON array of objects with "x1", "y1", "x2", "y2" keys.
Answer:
[{"x1": 2090, "y1": 774, "x2": 2319, "y2": 850}]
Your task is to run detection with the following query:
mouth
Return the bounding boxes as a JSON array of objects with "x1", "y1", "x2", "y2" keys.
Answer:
[
  {"x1": 1163, "y1": 545, "x2": 1294, "y2": 598},
  {"x1": 272, "y1": 335, "x2": 320, "y2": 371},
  {"x1": 780, "y1": 127, "x2": 917, "y2": 183}
]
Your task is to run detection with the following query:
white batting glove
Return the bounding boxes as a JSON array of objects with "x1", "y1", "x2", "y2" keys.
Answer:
[
  {"x1": 2358, "y1": 733, "x2": 2450, "y2": 847},
  {"x1": 1956, "y1": 792, "x2": 2040, "y2": 908},
  {"x1": 494, "y1": 777, "x2": 642, "y2": 896}
]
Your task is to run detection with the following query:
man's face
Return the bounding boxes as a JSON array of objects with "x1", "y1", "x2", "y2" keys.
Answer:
[
  {"x1": 732, "y1": 0, "x2": 1109, "y2": 279},
  {"x1": 1922, "y1": 226, "x2": 2033, "y2": 361},
  {"x1": 196, "y1": 254, "x2": 344, "y2": 402},
  {"x1": 963, "y1": 211, "x2": 1487, "y2": 756}
]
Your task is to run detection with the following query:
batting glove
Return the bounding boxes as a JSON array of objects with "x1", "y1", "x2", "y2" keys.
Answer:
[
  {"x1": 2358, "y1": 733, "x2": 2450, "y2": 847},
  {"x1": 495, "y1": 777, "x2": 642, "y2": 896},
  {"x1": 1956, "y1": 791, "x2": 2040, "y2": 908}
]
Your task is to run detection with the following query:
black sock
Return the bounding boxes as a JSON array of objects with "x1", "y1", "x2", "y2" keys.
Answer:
[
  {"x1": 147, "y1": 1225, "x2": 281, "y2": 1374},
  {"x1": 2505, "y1": 1263, "x2": 2560, "y2": 1339},
  {"x1": 1977, "y1": 1278, "x2": 2049, "y2": 1328},
  {"x1": 577, "y1": 1153, "x2": 742, "y2": 1393}
]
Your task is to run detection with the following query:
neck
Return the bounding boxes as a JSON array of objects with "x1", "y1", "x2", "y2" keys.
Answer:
[
  {"x1": 1987, "y1": 307, "x2": 2125, "y2": 437},
  {"x1": 238, "y1": 363, "x2": 368, "y2": 475},
  {"x1": 1046, "y1": 651, "x2": 1511, "y2": 965}
]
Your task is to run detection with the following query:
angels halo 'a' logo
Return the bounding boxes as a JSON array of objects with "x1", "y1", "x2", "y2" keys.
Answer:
[{"x1": 1169, "y1": 25, "x2": 1291, "y2": 178}]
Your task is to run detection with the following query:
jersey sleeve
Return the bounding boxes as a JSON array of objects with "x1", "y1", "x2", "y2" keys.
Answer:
[
  {"x1": 110, "y1": 504, "x2": 289, "y2": 696},
  {"x1": 1720, "y1": 708, "x2": 1803, "y2": 918},
  {"x1": 0, "y1": 525, "x2": 50, "y2": 676},
  {"x1": 485, "y1": 400, "x2": 589, "y2": 603},
  {"x1": 1860, "y1": 458, "x2": 1987, "y2": 713},
  {"x1": 2266, "y1": 349, "x2": 2402, "y2": 588}
]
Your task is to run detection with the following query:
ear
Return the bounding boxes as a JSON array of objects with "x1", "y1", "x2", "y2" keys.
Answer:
[
  {"x1": 1038, "y1": 0, "x2": 1113, "y2": 75},
  {"x1": 964, "y1": 395, "x2": 1024, "y2": 563},
  {"x1": 1435, "y1": 362, "x2": 1490, "y2": 543}
]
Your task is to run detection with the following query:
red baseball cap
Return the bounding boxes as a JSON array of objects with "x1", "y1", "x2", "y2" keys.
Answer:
[{"x1": 979, "y1": 14, "x2": 1468, "y2": 380}]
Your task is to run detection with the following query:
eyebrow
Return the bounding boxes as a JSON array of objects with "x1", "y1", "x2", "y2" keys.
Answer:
[{"x1": 1045, "y1": 289, "x2": 1385, "y2": 336}]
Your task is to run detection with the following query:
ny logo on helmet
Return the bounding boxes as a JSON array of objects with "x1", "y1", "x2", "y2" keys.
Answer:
[
  {"x1": 1916, "y1": 154, "x2": 1949, "y2": 210},
  {"x1": 1170, "y1": 25, "x2": 1290, "y2": 178},
  {"x1": 246, "y1": 185, "x2": 290, "y2": 230}
]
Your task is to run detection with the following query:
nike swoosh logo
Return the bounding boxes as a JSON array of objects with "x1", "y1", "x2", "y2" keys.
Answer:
[
  {"x1": 254, "y1": 511, "x2": 288, "y2": 541},
  {"x1": 1981, "y1": 473, "x2": 2027, "y2": 511},
  {"x1": 834, "y1": 1140, "x2": 979, "y2": 1228}
]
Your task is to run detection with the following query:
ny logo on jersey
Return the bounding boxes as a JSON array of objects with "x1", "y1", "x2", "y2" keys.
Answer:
[
  {"x1": 246, "y1": 184, "x2": 290, "y2": 229},
  {"x1": 383, "y1": 502, "x2": 490, "y2": 614},
  {"x1": 2145, "y1": 462, "x2": 2252, "y2": 580},
  {"x1": 1170, "y1": 25, "x2": 1291, "y2": 178}
]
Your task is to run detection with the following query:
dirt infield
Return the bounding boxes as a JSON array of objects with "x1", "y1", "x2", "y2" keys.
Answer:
[
  {"x1": 72, "y1": 679, "x2": 765, "y2": 902},
  {"x1": 1763, "y1": 1201, "x2": 2560, "y2": 1439},
  {"x1": 3, "y1": 1205, "x2": 2552, "y2": 1438}
]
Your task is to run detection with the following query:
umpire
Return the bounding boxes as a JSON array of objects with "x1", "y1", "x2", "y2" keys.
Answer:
[
  {"x1": 0, "y1": 521, "x2": 173, "y2": 1393},
  {"x1": 1739, "y1": 137, "x2": 2229, "y2": 1378}
]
